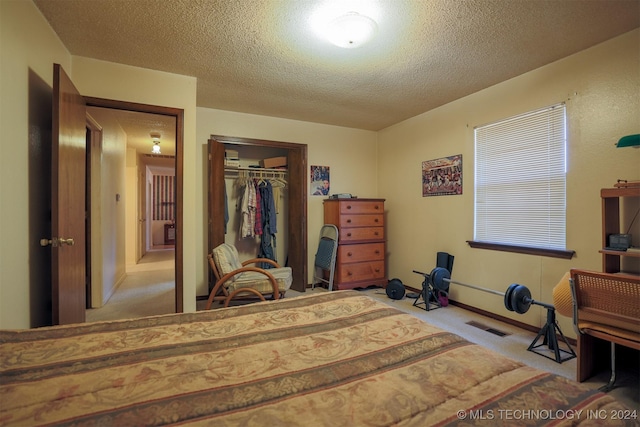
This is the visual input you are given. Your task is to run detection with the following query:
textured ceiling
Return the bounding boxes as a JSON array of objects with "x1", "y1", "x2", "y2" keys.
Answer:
[{"x1": 35, "y1": 0, "x2": 640, "y2": 132}]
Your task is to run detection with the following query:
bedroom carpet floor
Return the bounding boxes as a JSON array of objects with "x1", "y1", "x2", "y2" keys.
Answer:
[{"x1": 86, "y1": 257, "x2": 638, "y2": 412}]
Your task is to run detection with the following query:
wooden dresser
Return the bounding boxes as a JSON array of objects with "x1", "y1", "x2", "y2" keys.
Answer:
[{"x1": 323, "y1": 198, "x2": 387, "y2": 290}]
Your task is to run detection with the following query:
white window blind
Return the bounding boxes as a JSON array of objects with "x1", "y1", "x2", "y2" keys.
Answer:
[{"x1": 474, "y1": 103, "x2": 567, "y2": 250}]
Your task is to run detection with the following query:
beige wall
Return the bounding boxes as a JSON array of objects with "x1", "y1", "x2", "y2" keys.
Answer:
[
  {"x1": 125, "y1": 147, "x2": 138, "y2": 266},
  {"x1": 1, "y1": 1, "x2": 637, "y2": 335},
  {"x1": 85, "y1": 107, "x2": 128, "y2": 306},
  {"x1": 378, "y1": 29, "x2": 640, "y2": 337},
  {"x1": 195, "y1": 109, "x2": 378, "y2": 296},
  {"x1": 0, "y1": 0, "x2": 73, "y2": 328}
]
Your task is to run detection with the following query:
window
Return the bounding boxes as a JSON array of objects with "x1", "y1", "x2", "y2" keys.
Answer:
[{"x1": 471, "y1": 103, "x2": 573, "y2": 259}]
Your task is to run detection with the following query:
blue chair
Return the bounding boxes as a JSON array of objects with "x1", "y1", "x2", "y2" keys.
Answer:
[{"x1": 312, "y1": 225, "x2": 339, "y2": 291}]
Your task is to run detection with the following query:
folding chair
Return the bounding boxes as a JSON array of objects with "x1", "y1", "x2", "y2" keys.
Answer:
[{"x1": 312, "y1": 224, "x2": 339, "y2": 291}]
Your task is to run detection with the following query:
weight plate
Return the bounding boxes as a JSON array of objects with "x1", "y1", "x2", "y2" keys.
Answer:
[
  {"x1": 504, "y1": 284, "x2": 517, "y2": 311},
  {"x1": 386, "y1": 279, "x2": 405, "y2": 300},
  {"x1": 430, "y1": 267, "x2": 451, "y2": 292},
  {"x1": 511, "y1": 285, "x2": 532, "y2": 314}
]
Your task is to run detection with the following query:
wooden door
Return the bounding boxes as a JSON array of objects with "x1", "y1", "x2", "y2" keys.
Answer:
[
  {"x1": 286, "y1": 147, "x2": 307, "y2": 292},
  {"x1": 51, "y1": 63, "x2": 86, "y2": 325},
  {"x1": 208, "y1": 136, "x2": 307, "y2": 293},
  {"x1": 207, "y1": 139, "x2": 225, "y2": 254}
]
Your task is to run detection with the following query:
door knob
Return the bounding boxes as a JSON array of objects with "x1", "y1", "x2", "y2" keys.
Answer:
[{"x1": 40, "y1": 238, "x2": 55, "y2": 247}]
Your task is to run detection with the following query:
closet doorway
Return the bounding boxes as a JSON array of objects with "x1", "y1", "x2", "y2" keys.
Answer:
[{"x1": 208, "y1": 135, "x2": 307, "y2": 292}]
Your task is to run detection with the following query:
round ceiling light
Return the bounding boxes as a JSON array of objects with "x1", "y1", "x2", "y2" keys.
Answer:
[
  {"x1": 150, "y1": 132, "x2": 161, "y2": 154},
  {"x1": 325, "y1": 12, "x2": 377, "y2": 48}
]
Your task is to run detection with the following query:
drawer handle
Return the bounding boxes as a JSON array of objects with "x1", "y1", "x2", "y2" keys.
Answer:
[
  {"x1": 374, "y1": 231, "x2": 379, "y2": 236},
  {"x1": 374, "y1": 268, "x2": 380, "y2": 273},
  {"x1": 347, "y1": 252, "x2": 353, "y2": 257},
  {"x1": 375, "y1": 205, "x2": 380, "y2": 210},
  {"x1": 347, "y1": 271, "x2": 353, "y2": 276},
  {"x1": 347, "y1": 205, "x2": 352, "y2": 210},
  {"x1": 347, "y1": 232, "x2": 352, "y2": 237},
  {"x1": 374, "y1": 218, "x2": 379, "y2": 223},
  {"x1": 347, "y1": 219, "x2": 352, "y2": 223},
  {"x1": 374, "y1": 250, "x2": 380, "y2": 254}
]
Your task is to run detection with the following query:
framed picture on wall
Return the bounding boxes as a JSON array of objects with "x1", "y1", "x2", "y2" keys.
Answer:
[
  {"x1": 422, "y1": 155, "x2": 462, "y2": 197},
  {"x1": 311, "y1": 165, "x2": 330, "y2": 196}
]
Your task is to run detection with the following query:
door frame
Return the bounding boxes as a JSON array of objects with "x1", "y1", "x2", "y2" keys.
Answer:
[
  {"x1": 208, "y1": 135, "x2": 307, "y2": 292},
  {"x1": 85, "y1": 96, "x2": 184, "y2": 312},
  {"x1": 85, "y1": 113, "x2": 103, "y2": 308}
]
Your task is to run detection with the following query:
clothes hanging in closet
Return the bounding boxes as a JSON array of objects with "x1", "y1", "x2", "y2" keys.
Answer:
[
  {"x1": 237, "y1": 178, "x2": 280, "y2": 266},
  {"x1": 224, "y1": 184, "x2": 229, "y2": 233},
  {"x1": 239, "y1": 179, "x2": 257, "y2": 238},
  {"x1": 257, "y1": 180, "x2": 277, "y2": 265}
]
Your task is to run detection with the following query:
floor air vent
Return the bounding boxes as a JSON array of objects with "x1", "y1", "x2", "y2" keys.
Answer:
[{"x1": 466, "y1": 321, "x2": 510, "y2": 337}]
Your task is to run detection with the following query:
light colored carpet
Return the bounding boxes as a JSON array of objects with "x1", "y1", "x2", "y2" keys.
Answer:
[
  {"x1": 85, "y1": 248, "x2": 175, "y2": 323},
  {"x1": 87, "y1": 265, "x2": 638, "y2": 411}
]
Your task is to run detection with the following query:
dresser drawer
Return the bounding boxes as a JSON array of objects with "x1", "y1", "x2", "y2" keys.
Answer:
[
  {"x1": 339, "y1": 200, "x2": 384, "y2": 215},
  {"x1": 340, "y1": 227, "x2": 384, "y2": 243},
  {"x1": 336, "y1": 261, "x2": 385, "y2": 283},
  {"x1": 338, "y1": 243, "x2": 384, "y2": 264},
  {"x1": 339, "y1": 214, "x2": 383, "y2": 228}
]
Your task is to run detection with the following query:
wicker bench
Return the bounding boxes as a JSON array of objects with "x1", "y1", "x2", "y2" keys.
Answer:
[{"x1": 569, "y1": 269, "x2": 640, "y2": 390}]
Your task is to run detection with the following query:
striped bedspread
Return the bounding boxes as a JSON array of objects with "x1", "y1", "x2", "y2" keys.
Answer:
[{"x1": 0, "y1": 291, "x2": 634, "y2": 426}]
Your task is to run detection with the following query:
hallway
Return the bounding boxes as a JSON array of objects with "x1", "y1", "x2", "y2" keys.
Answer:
[{"x1": 86, "y1": 248, "x2": 175, "y2": 322}]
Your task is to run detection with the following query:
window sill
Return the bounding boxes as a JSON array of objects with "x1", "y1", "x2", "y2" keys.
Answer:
[{"x1": 467, "y1": 241, "x2": 575, "y2": 259}]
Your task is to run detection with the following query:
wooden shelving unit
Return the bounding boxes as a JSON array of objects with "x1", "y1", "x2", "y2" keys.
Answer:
[
  {"x1": 576, "y1": 185, "x2": 640, "y2": 382},
  {"x1": 600, "y1": 186, "x2": 640, "y2": 276}
]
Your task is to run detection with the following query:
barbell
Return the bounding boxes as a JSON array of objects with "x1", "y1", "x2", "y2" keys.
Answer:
[{"x1": 415, "y1": 267, "x2": 554, "y2": 315}]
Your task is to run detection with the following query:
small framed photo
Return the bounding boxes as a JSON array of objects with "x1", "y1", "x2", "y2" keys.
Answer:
[{"x1": 311, "y1": 165, "x2": 330, "y2": 196}]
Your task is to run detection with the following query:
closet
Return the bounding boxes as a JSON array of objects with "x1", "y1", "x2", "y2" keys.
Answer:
[
  {"x1": 225, "y1": 167, "x2": 288, "y2": 264},
  {"x1": 208, "y1": 135, "x2": 307, "y2": 292}
]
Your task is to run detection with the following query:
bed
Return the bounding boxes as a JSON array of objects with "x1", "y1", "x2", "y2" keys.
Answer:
[{"x1": 0, "y1": 291, "x2": 635, "y2": 426}]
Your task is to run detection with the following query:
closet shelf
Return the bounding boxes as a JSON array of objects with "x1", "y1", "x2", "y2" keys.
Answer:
[{"x1": 224, "y1": 166, "x2": 287, "y2": 179}]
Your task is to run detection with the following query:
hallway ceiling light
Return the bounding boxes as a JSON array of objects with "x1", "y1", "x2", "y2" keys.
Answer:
[
  {"x1": 325, "y1": 12, "x2": 377, "y2": 48},
  {"x1": 151, "y1": 132, "x2": 161, "y2": 154}
]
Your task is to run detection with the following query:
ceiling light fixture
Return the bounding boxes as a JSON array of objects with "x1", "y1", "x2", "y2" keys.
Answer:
[
  {"x1": 150, "y1": 132, "x2": 161, "y2": 154},
  {"x1": 325, "y1": 12, "x2": 377, "y2": 48}
]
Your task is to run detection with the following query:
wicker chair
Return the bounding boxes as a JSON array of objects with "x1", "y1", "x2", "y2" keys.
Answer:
[
  {"x1": 569, "y1": 269, "x2": 640, "y2": 391},
  {"x1": 205, "y1": 243, "x2": 293, "y2": 309}
]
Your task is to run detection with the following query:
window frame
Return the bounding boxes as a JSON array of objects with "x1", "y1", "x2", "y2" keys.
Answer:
[{"x1": 468, "y1": 103, "x2": 575, "y2": 260}]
